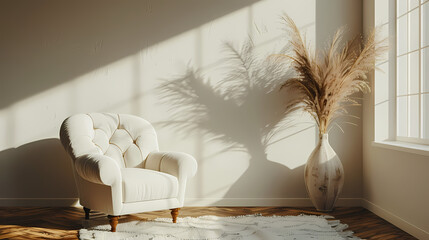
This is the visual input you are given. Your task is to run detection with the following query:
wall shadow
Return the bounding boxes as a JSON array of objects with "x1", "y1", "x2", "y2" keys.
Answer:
[
  {"x1": 158, "y1": 40, "x2": 309, "y2": 200},
  {"x1": 0, "y1": 0, "x2": 260, "y2": 109},
  {"x1": 0, "y1": 139, "x2": 77, "y2": 204}
]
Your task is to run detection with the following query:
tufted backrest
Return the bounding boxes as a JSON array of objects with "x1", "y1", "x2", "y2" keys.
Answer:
[{"x1": 60, "y1": 113, "x2": 159, "y2": 168}]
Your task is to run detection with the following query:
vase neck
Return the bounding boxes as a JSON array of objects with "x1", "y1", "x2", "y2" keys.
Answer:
[{"x1": 319, "y1": 133, "x2": 329, "y2": 143}]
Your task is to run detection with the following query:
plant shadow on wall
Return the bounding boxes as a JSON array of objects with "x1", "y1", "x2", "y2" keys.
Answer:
[{"x1": 158, "y1": 40, "x2": 311, "y2": 199}]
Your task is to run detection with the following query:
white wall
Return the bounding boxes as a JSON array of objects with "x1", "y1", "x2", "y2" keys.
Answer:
[
  {"x1": 0, "y1": 0, "x2": 363, "y2": 207},
  {"x1": 363, "y1": 0, "x2": 429, "y2": 239}
]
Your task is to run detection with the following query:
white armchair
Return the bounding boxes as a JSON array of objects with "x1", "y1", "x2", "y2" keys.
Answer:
[{"x1": 59, "y1": 113, "x2": 197, "y2": 232}]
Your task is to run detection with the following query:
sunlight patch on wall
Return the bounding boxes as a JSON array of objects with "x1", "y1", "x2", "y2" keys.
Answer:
[{"x1": 266, "y1": 118, "x2": 316, "y2": 170}]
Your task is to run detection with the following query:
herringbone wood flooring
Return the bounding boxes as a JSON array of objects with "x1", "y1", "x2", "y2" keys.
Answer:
[{"x1": 0, "y1": 207, "x2": 416, "y2": 239}]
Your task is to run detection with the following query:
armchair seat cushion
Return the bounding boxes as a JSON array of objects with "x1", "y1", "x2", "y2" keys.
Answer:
[{"x1": 121, "y1": 168, "x2": 179, "y2": 203}]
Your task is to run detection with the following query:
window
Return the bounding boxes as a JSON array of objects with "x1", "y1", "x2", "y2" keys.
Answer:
[
  {"x1": 374, "y1": 0, "x2": 429, "y2": 146},
  {"x1": 396, "y1": 0, "x2": 429, "y2": 144}
]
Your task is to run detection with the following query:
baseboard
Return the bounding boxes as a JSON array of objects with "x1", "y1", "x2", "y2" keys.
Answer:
[
  {"x1": 0, "y1": 198, "x2": 79, "y2": 207},
  {"x1": 362, "y1": 199, "x2": 429, "y2": 239},
  {"x1": 0, "y1": 197, "x2": 361, "y2": 207},
  {"x1": 184, "y1": 198, "x2": 362, "y2": 207}
]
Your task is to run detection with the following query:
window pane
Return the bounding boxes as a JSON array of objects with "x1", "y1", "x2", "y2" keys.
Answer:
[
  {"x1": 409, "y1": 52, "x2": 420, "y2": 94},
  {"x1": 422, "y1": 94, "x2": 429, "y2": 139},
  {"x1": 409, "y1": 9, "x2": 420, "y2": 51},
  {"x1": 375, "y1": 62, "x2": 389, "y2": 104},
  {"x1": 398, "y1": 0, "x2": 408, "y2": 16},
  {"x1": 423, "y1": 48, "x2": 429, "y2": 92},
  {"x1": 397, "y1": 96, "x2": 408, "y2": 136},
  {"x1": 423, "y1": 2, "x2": 429, "y2": 47},
  {"x1": 410, "y1": 0, "x2": 420, "y2": 9},
  {"x1": 397, "y1": 15, "x2": 408, "y2": 55},
  {"x1": 398, "y1": 55, "x2": 408, "y2": 95},
  {"x1": 409, "y1": 95, "x2": 420, "y2": 138}
]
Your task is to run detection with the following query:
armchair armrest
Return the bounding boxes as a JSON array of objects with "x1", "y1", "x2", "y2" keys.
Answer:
[
  {"x1": 74, "y1": 154, "x2": 121, "y2": 186},
  {"x1": 145, "y1": 152, "x2": 197, "y2": 179}
]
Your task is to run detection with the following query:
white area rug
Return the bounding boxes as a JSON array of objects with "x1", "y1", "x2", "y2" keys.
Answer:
[{"x1": 79, "y1": 214, "x2": 360, "y2": 240}]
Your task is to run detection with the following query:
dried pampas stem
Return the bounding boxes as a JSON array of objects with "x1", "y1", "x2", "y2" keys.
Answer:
[{"x1": 279, "y1": 15, "x2": 387, "y2": 137}]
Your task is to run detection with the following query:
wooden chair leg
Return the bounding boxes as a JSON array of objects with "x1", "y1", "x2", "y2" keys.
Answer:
[
  {"x1": 83, "y1": 207, "x2": 90, "y2": 220},
  {"x1": 170, "y1": 208, "x2": 180, "y2": 223},
  {"x1": 108, "y1": 215, "x2": 119, "y2": 232}
]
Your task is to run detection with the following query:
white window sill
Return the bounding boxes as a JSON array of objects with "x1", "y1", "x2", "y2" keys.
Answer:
[{"x1": 372, "y1": 140, "x2": 429, "y2": 157}]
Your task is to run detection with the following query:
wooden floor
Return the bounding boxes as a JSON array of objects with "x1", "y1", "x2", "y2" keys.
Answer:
[{"x1": 0, "y1": 207, "x2": 416, "y2": 239}]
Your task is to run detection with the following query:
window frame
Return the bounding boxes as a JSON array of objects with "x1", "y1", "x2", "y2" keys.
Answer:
[
  {"x1": 395, "y1": 0, "x2": 429, "y2": 145},
  {"x1": 373, "y1": 0, "x2": 429, "y2": 149}
]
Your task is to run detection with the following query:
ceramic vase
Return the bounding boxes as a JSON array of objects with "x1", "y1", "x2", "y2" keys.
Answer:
[{"x1": 304, "y1": 134, "x2": 344, "y2": 211}]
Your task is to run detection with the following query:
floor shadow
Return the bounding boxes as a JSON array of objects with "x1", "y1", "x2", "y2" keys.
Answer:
[
  {"x1": 158, "y1": 40, "x2": 309, "y2": 199},
  {"x1": 0, "y1": 0, "x2": 260, "y2": 109},
  {"x1": 0, "y1": 139, "x2": 77, "y2": 203}
]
